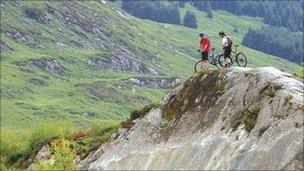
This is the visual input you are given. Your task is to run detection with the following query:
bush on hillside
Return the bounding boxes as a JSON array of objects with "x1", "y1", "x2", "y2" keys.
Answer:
[
  {"x1": 121, "y1": 103, "x2": 158, "y2": 129},
  {"x1": 183, "y1": 11, "x2": 197, "y2": 29},
  {"x1": 0, "y1": 120, "x2": 118, "y2": 169},
  {"x1": 34, "y1": 139, "x2": 77, "y2": 170},
  {"x1": 130, "y1": 103, "x2": 157, "y2": 120},
  {"x1": 22, "y1": 2, "x2": 46, "y2": 22}
]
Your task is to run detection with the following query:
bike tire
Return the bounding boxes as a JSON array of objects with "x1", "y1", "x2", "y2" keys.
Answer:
[
  {"x1": 194, "y1": 60, "x2": 203, "y2": 72},
  {"x1": 214, "y1": 55, "x2": 221, "y2": 68},
  {"x1": 217, "y1": 54, "x2": 233, "y2": 68},
  {"x1": 236, "y1": 52, "x2": 247, "y2": 67}
]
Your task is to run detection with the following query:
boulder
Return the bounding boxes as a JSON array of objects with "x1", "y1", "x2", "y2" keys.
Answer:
[{"x1": 82, "y1": 67, "x2": 304, "y2": 170}]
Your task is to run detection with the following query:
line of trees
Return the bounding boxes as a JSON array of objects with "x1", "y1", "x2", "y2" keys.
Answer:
[
  {"x1": 242, "y1": 26, "x2": 303, "y2": 64},
  {"x1": 192, "y1": 1, "x2": 213, "y2": 18},
  {"x1": 122, "y1": 1, "x2": 303, "y2": 32},
  {"x1": 122, "y1": 1, "x2": 181, "y2": 25},
  {"x1": 206, "y1": 1, "x2": 303, "y2": 32}
]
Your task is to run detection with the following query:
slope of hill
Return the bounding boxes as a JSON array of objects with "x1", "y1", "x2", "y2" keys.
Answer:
[
  {"x1": 1, "y1": 1, "x2": 301, "y2": 131},
  {"x1": 80, "y1": 67, "x2": 304, "y2": 170},
  {"x1": 0, "y1": 1, "x2": 303, "y2": 169}
]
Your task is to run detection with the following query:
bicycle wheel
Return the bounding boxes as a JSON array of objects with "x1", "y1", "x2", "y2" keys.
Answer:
[
  {"x1": 214, "y1": 55, "x2": 221, "y2": 68},
  {"x1": 236, "y1": 52, "x2": 247, "y2": 67},
  {"x1": 217, "y1": 54, "x2": 233, "y2": 67},
  {"x1": 194, "y1": 60, "x2": 203, "y2": 72}
]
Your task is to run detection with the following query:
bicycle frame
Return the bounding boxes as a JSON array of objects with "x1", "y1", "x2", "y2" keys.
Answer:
[
  {"x1": 208, "y1": 48, "x2": 216, "y2": 64},
  {"x1": 230, "y1": 45, "x2": 239, "y2": 62}
]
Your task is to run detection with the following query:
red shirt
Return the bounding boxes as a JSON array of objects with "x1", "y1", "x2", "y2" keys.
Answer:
[{"x1": 200, "y1": 37, "x2": 211, "y2": 52}]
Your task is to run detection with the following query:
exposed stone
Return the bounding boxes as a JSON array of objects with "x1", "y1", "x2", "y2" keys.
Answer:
[
  {"x1": 82, "y1": 67, "x2": 304, "y2": 170},
  {"x1": 31, "y1": 58, "x2": 63, "y2": 73},
  {"x1": 82, "y1": 112, "x2": 95, "y2": 117},
  {"x1": 128, "y1": 76, "x2": 180, "y2": 89},
  {"x1": 88, "y1": 56, "x2": 153, "y2": 74},
  {"x1": 0, "y1": 41, "x2": 14, "y2": 51},
  {"x1": 28, "y1": 146, "x2": 55, "y2": 171}
]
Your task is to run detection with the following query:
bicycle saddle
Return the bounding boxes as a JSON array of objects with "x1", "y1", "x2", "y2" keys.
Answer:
[
  {"x1": 234, "y1": 44, "x2": 239, "y2": 47},
  {"x1": 211, "y1": 48, "x2": 215, "y2": 50}
]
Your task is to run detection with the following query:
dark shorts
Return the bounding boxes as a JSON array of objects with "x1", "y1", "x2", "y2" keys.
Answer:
[
  {"x1": 224, "y1": 47, "x2": 232, "y2": 58},
  {"x1": 201, "y1": 51, "x2": 209, "y2": 61}
]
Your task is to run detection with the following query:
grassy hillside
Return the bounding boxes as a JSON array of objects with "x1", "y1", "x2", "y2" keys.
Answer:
[
  {"x1": 1, "y1": 1, "x2": 299, "y2": 134},
  {"x1": 1, "y1": 1, "x2": 301, "y2": 129},
  {"x1": 0, "y1": 1, "x2": 302, "y2": 168}
]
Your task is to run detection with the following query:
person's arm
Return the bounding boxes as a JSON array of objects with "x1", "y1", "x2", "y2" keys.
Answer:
[
  {"x1": 202, "y1": 45, "x2": 208, "y2": 52},
  {"x1": 198, "y1": 40, "x2": 202, "y2": 51}
]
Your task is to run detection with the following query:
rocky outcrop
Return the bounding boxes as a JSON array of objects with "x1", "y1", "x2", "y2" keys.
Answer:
[
  {"x1": 128, "y1": 76, "x2": 180, "y2": 89},
  {"x1": 28, "y1": 146, "x2": 55, "y2": 171},
  {"x1": 88, "y1": 56, "x2": 155, "y2": 74},
  {"x1": 80, "y1": 67, "x2": 304, "y2": 170},
  {"x1": 31, "y1": 58, "x2": 63, "y2": 73},
  {"x1": 0, "y1": 41, "x2": 14, "y2": 51}
]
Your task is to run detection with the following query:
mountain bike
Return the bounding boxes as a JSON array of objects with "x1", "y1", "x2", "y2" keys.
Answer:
[
  {"x1": 194, "y1": 48, "x2": 221, "y2": 72},
  {"x1": 217, "y1": 44, "x2": 247, "y2": 67}
]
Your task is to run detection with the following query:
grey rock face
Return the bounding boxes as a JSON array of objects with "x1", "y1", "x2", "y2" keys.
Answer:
[
  {"x1": 31, "y1": 58, "x2": 63, "y2": 73},
  {"x1": 82, "y1": 67, "x2": 304, "y2": 170},
  {"x1": 128, "y1": 76, "x2": 180, "y2": 89},
  {"x1": 28, "y1": 146, "x2": 55, "y2": 170},
  {"x1": 0, "y1": 41, "x2": 14, "y2": 51},
  {"x1": 88, "y1": 56, "x2": 152, "y2": 74}
]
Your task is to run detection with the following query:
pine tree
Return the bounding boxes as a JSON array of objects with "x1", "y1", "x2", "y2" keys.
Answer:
[{"x1": 183, "y1": 11, "x2": 197, "y2": 29}]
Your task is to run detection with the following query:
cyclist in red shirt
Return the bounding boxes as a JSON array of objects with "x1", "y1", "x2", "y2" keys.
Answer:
[{"x1": 198, "y1": 32, "x2": 211, "y2": 70}]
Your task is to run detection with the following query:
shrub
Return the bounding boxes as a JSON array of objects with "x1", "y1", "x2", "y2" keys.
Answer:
[
  {"x1": 294, "y1": 68, "x2": 304, "y2": 79},
  {"x1": 121, "y1": 103, "x2": 158, "y2": 129},
  {"x1": 22, "y1": 2, "x2": 46, "y2": 22},
  {"x1": 130, "y1": 103, "x2": 157, "y2": 120},
  {"x1": 0, "y1": 156, "x2": 16, "y2": 171},
  {"x1": 0, "y1": 120, "x2": 74, "y2": 168},
  {"x1": 1, "y1": 120, "x2": 119, "y2": 169},
  {"x1": 34, "y1": 139, "x2": 76, "y2": 170},
  {"x1": 243, "y1": 103, "x2": 261, "y2": 133}
]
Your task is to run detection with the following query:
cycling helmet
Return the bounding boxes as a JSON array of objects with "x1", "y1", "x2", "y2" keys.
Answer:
[
  {"x1": 199, "y1": 32, "x2": 205, "y2": 37},
  {"x1": 218, "y1": 31, "x2": 225, "y2": 36}
]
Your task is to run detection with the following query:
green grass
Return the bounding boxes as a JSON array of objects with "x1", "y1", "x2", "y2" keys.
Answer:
[
  {"x1": 0, "y1": 119, "x2": 119, "y2": 169},
  {"x1": 0, "y1": 1, "x2": 302, "y2": 168}
]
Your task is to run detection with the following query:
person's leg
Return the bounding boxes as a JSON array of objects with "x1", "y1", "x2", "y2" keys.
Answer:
[
  {"x1": 223, "y1": 48, "x2": 228, "y2": 67},
  {"x1": 227, "y1": 48, "x2": 232, "y2": 66},
  {"x1": 205, "y1": 52, "x2": 210, "y2": 69},
  {"x1": 201, "y1": 52, "x2": 208, "y2": 69},
  {"x1": 200, "y1": 52, "x2": 204, "y2": 69}
]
